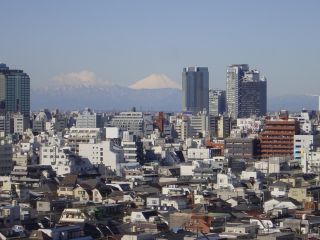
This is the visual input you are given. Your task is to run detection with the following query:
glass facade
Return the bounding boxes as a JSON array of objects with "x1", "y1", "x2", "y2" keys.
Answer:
[
  {"x1": 0, "y1": 64, "x2": 30, "y2": 117},
  {"x1": 182, "y1": 67, "x2": 209, "y2": 114}
]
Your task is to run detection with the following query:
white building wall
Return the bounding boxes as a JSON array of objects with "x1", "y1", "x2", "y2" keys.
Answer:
[
  {"x1": 294, "y1": 135, "x2": 320, "y2": 163},
  {"x1": 40, "y1": 146, "x2": 80, "y2": 176},
  {"x1": 302, "y1": 150, "x2": 320, "y2": 173},
  {"x1": 105, "y1": 127, "x2": 120, "y2": 139},
  {"x1": 79, "y1": 140, "x2": 124, "y2": 175},
  {"x1": 180, "y1": 165, "x2": 196, "y2": 176},
  {"x1": 13, "y1": 114, "x2": 24, "y2": 134}
]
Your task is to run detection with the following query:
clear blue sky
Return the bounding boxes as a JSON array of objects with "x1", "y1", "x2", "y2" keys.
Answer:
[{"x1": 1, "y1": 0, "x2": 320, "y2": 96}]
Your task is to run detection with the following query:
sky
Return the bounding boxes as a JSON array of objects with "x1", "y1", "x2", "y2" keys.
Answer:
[{"x1": 1, "y1": 0, "x2": 320, "y2": 97}]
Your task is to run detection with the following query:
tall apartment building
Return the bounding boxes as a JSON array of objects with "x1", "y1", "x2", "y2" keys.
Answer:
[
  {"x1": 210, "y1": 115, "x2": 231, "y2": 139},
  {"x1": 182, "y1": 67, "x2": 209, "y2": 114},
  {"x1": 11, "y1": 113, "x2": 24, "y2": 135},
  {"x1": 259, "y1": 118, "x2": 300, "y2": 158},
  {"x1": 121, "y1": 131, "x2": 143, "y2": 163},
  {"x1": 173, "y1": 116, "x2": 192, "y2": 141},
  {"x1": 0, "y1": 141, "x2": 13, "y2": 175},
  {"x1": 209, "y1": 89, "x2": 226, "y2": 117},
  {"x1": 0, "y1": 115, "x2": 6, "y2": 136},
  {"x1": 67, "y1": 128, "x2": 102, "y2": 154},
  {"x1": 0, "y1": 63, "x2": 30, "y2": 119},
  {"x1": 293, "y1": 135, "x2": 320, "y2": 163},
  {"x1": 226, "y1": 64, "x2": 267, "y2": 119},
  {"x1": 190, "y1": 111, "x2": 210, "y2": 138}
]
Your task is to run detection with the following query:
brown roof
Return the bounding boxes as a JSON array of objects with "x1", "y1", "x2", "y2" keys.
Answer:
[{"x1": 59, "y1": 174, "x2": 78, "y2": 187}]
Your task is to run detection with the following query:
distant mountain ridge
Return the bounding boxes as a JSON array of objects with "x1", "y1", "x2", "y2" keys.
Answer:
[
  {"x1": 31, "y1": 85, "x2": 319, "y2": 112},
  {"x1": 268, "y1": 94, "x2": 318, "y2": 112},
  {"x1": 31, "y1": 85, "x2": 182, "y2": 111}
]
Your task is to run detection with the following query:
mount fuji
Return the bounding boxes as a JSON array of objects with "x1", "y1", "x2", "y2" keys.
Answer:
[{"x1": 31, "y1": 73, "x2": 182, "y2": 111}]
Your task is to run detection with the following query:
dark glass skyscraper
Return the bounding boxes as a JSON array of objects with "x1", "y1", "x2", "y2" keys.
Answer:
[
  {"x1": 239, "y1": 70, "x2": 267, "y2": 118},
  {"x1": 226, "y1": 64, "x2": 267, "y2": 119},
  {"x1": 182, "y1": 67, "x2": 209, "y2": 114},
  {"x1": 0, "y1": 63, "x2": 30, "y2": 118}
]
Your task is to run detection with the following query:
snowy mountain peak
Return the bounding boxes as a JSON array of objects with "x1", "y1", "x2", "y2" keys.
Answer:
[{"x1": 129, "y1": 74, "x2": 181, "y2": 90}]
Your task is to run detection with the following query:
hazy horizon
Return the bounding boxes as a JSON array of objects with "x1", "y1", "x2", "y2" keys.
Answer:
[{"x1": 1, "y1": 0, "x2": 320, "y2": 97}]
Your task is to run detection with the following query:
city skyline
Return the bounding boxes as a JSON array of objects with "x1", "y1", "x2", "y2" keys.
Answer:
[{"x1": 1, "y1": 1, "x2": 320, "y2": 97}]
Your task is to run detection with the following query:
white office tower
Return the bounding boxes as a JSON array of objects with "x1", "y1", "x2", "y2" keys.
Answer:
[
  {"x1": 110, "y1": 112, "x2": 144, "y2": 137},
  {"x1": 79, "y1": 140, "x2": 124, "y2": 176},
  {"x1": 12, "y1": 113, "x2": 24, "y2": 135},
  {"x1": 76, "y1": 108, "x2": 102, "y2": 128}
]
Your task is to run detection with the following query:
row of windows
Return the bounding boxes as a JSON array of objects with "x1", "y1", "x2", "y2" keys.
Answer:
[{"x1": 43, "y1": 155, "x2": 65, "y2": 159}]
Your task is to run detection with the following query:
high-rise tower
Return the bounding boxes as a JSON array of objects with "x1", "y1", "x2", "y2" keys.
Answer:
[
  {"x1": 0, "y1": 63, "x2": 30, "y2": 118},
  {"x1": 226, "y1": 64, "x2": 267, "y2": 119},
  {"x1": 226, "y1": 64, "x2": 249, "y2": 119},
  {"x1": 239, "y1": 70, "x2": 267, "y2": 118},
  {"x1": 182, "y1": 67, "x2": 209, "y2": 114}
]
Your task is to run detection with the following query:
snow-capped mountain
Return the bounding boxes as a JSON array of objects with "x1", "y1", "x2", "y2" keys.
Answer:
[
  {"x1": 31, "y1": 84, "x2": 182, "y2": 111},
  {"x1": 129, "y1": 74, "x2": 181, "y2": 90}
]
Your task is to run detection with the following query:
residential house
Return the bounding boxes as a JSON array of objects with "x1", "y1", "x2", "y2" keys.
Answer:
[
  {"x1": 160, "y1": 196, "x2": 188, "y2": 210},
  {"x1": 29, "y1": 225, "x2": 93, "y2": 240},
  {"x1": 123, "y1": 193, "x2": 146, "y2": 207},
  {"x1": 59, "y1": 208, "x2": 95, "y2": 224},
  {"x1": 0, "y1": 201, "x2": 20, "y2": 227},
  {"x1": 263, "y1": 198, "x2": 302, "y2": 213},
  {"x1": 73, "y1": 183, "x2": 93, "y2": 202},
  {"x1": 269, "y1": 181, "x2": 290, "y2": 198},
  {"x1": 57, "y1": 174, "x2": 78, "y2": 198},
  {"x1": 92, "y1": 183, "x2": 111, "y2": 203},
  {"x1": 130, "y1": 210, "x2": 159, "y2": 223},
  {"x1": 224, "y1": 223, "x2": 259, "y2": 238}
]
